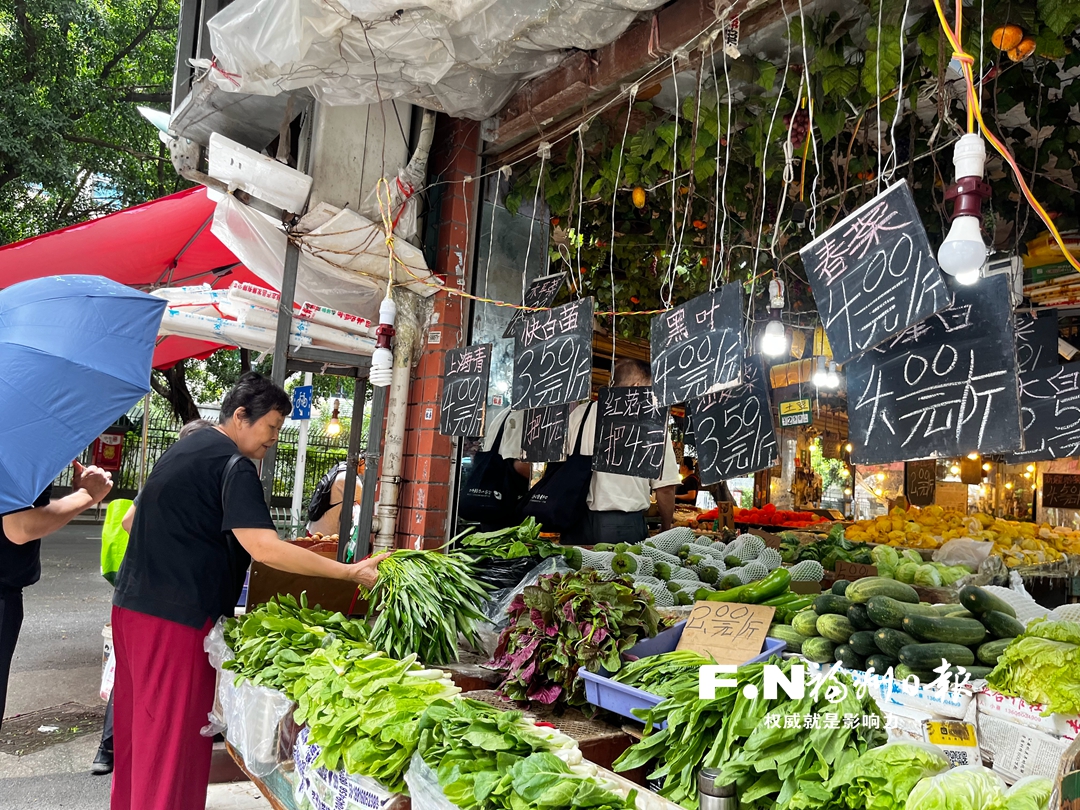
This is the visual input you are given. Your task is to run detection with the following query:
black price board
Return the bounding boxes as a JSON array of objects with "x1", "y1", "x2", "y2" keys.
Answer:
[
  {"x1": 687, "y1": 356, "x2": 779, "y2": 485},
  {"x1": 905, "y1": 459, "x2": 937, "y2": 507},
  {"x1": 521, "y1": 404, "x2": 569, "y2": 463},
  {"x1": 800, "y1": 180, "x2": 952, "y2": 364},
  {"x1": 1005, "y1": 361, "x2": 1080, "y2": 463},
  {"x1": 439, "y1": 344, "x2": 491, "y2": 438},
  {"x1": 502, "y1": 272, "x2": 568, "y2": 338},
  {"x1": 1042, "y1": 473, "x2": 1080, "y2": 509},
  {"x1": 512, "y1": 297, "x2": 593, "y2": 410},
  {"x1": 592, "y1": 386, "x2": 670, "y2": 479},
  {"x1": 650, "y1": 283, "x2": 744, "y2": 407},
  {"x1": 1015, "y1": 310, "x2": 1059, "y2": 374},
  {"x1": 846, "y1": 274, "x2": 1022, "y2": 465}
]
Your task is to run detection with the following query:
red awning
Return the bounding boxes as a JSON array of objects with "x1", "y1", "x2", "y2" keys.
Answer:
[{"x1": 0, "y1": 186, "x2": 269, "y2": 369}]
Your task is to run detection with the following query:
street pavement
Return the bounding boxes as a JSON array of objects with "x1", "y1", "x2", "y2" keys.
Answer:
[{"x1": 0, "y1": 523, "x2": 269, "y2": 809}]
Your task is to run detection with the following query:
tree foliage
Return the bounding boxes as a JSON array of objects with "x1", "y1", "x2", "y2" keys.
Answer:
[{"x1": 0, "y1": 0, "x2": 184, "y2": 244}]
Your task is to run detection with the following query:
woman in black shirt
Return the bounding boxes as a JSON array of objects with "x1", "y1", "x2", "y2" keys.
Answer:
[{"x1": 110, "y1": 373, "x2": 386, "y2": 810}]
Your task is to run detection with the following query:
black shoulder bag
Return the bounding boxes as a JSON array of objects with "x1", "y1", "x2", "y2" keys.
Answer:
[
  {"x1": 519, "y1": 402, "x2": 594, "y2": 533},
  {"x1": 458, "y1": 416, "x2": 528, "y2": 525}
]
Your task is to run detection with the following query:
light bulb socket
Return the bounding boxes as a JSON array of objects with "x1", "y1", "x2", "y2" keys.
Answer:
[
  {"x1": 945, "y1": 177, "x2": 992, "y2": 221},
  {"x1": 768, "y1": 278, "x2": 785, "y2": 310}
]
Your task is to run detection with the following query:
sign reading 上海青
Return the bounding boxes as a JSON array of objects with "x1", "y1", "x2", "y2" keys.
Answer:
[
  {"x1": 592, "y1": 386, "x2": 669, "y2": 479},
  {"x1": 291, "y1": 385, "x2": 313, "y2": 421},
  {"x1": 650, "y1": 283, "x2": 744, "y2": 407},
  {"x1": 779, "y1": 398, "x2": 812, "y2": 427},
  {"x1": 905, "y1": 459, "x2": 937, "y2": 507},
  {"x1": 846, "y1": 275, "x2": 1022, "y2": 466},
  {"x1": 1015, "y1": 310, "x2": 1059, "y2": 374},
  {"x1": 800, "y1": 180, "x2": 952, "y2": 365},
  {"x1": 502, "y1": 272, "x2": 568, "y2": 339},
  {"x1": 439, "y1": 344, "x2": 491, "y2": 438},
  {"x1": 521, "y1": 404, "x2": 569, "y2": 463},
  {"x1": 688, "y1": 356, "x2": 779, "y2": 485},
  {"x1": 512, "y1": 298, "x2": 593, "y2": 410},
  {"x1": 1041, "y1": 473, "x2": 1080, "y2": 510},
  {"x1": 1005, "y1": 361, "x2": 1080, "y2": 463}
]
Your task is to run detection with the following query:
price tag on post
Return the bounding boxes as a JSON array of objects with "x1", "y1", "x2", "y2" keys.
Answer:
[
  {"x1": 834, "y1": 561, "x2": 878, "y2": 580},
  {"x1": 677, "y1": 602, "x2": 775, "y2": 665}
]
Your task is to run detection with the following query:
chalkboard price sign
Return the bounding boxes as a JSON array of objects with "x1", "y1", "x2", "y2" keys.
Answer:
[
  {"x1": 592, "y1": 386, "x2": 670, "y2": 479},
  {"x1": 521, "y1": 404, "x2": 569, "y2": 463},
  {"x1": 1005, "y1": 360, "x2": 1080, "y2": 463},
  {"x1": 800, "y1": 181, "x2": 952, "y2": 364},
  {"x1": 1015, "y1": 310, "x2": 1059, "y2": 374},
  {"x1": 688, "y1": 356, "x2": 779, "y2": 485},
  {"x1": 846, "y1": 275, "x2": 1022, "y2": 465},
  {"x1": 905, "y1": 459, "x2": 937, "y2": 507},
  {"x1": 502, "y1": 272, "x2": 568, "y2": 339},
  {"x1": 512, "y1": 297, "x2": 593, "y2": 410},
  {"x1": 1042, "y1": 473, "x2": 1080, "y2": 509},
  {"x1": 650, "y1": 283, "x2": 744, "y2": 407},
  {"x1": 439, "y1": 344, "x2": 491, "y2": 438}
]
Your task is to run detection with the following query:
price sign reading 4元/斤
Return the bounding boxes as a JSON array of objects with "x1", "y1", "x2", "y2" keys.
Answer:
[
  {"x1": 592, "y1": 386, "x2": 669, "y2": 479},
  {"x1": 1041, "y1": 473, "x2": 1080, "y2": 510},
  {"x1": 512, "y1": 297, "x2": 593, "y2": 410},
  {"x1": 502, "y1": 272, "x2": 568, "y2": 339},
  {"x1": 520, "y1": 404, "x2": 569, "y2": 463},
  {"x1": 650, "y1": 283, "x2": 744, "y2": 407},
  {"x1": 1005, "y1": 361, "x2": 1080, "y2": 463},
  {"x1": 678, "y1": 602, "x2": 775, "y2": 666},
  {"x1": 439, "y1": 344, "x2": 491, "y2": 438},
  {"x1": 800, "y1": 180, "x2": 952, "y2": 364}
]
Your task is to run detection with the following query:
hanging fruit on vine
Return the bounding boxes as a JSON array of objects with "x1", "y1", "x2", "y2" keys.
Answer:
[
  {"x1": 991, "y1": 24, "x2": 1024, "y2": 51},
  {"x1": 632, "y1": 186, "x2": 646, "y2": 208},
  {"x1": 1008, "y1": 37, "x2": 1037, "y2": 62}
]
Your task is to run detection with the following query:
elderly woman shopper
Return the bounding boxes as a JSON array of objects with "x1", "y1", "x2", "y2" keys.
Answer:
[{"x1": 109, "y1": 373, "x2": 387, "y2": 810}]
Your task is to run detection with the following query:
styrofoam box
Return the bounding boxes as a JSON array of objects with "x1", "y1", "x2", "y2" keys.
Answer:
[
  {"x1": 977, "y1": 712, "x2": 1073, "y2": 784},
  {"x1": 853, "y1": 670, "x2": 975, "y2": 720},
  {"x1": 977, "y1": 688, "x2": 1080, "y2": 741}
]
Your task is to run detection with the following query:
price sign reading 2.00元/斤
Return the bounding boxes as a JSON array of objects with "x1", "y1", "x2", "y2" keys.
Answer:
[
  {"x1": 439, "y1": 344, "x2": 491, "y2": 438},
  {"x1": 650, "y1": 283, "x2": 744, "y2": 407},
  {"x1": 521, "y1": 404, "x2": 569, "y2": 463},
  {"x1": 800, "y1": 180, "x2": 952, "y2": 364},
  {"x1": 688, "y1": 355, "x2": 779, "y2": 485},
  {"x1": 512, "y1": 298, "x2": 593, "y2": 411},
  {"x1": 592, "y1": 386, "x2": 669, "y2": 479}
]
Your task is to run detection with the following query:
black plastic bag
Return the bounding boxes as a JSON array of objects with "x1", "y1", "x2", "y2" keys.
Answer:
[{"x1": 472, "y1": 556, "x2": 541, "y2": 590}]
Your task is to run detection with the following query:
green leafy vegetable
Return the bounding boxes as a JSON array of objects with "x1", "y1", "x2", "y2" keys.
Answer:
[
  {"x1": 452, "y1": 517, "x2": 564, "y2": 561},
  {"x1": 613, "y1": 650, "x2": 714, "y2": 697},
  {"x1": 906, "y1": 766, "x2": 1008, "y2": 810},
  {"x1": 805, "y1": 742, "x2": 950, "y2": 810},
  {"x1": 1002, "y1": 776, "x2": 1053, "y2": 810},
  {"x1": 986, "y1": 618, "x2": 1080, "y2": 715}
]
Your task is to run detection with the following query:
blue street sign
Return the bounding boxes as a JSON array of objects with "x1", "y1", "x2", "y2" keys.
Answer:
[{"x1": 292, "y1": 385, "x2": 313, "y2": 420}]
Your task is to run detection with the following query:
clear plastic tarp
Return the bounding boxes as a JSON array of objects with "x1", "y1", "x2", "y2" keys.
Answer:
[{"x1": 205, "y1": 0, "x2": 670, "y2": 119}]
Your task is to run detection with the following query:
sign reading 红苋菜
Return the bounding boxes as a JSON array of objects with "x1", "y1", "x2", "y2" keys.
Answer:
[
  {"x1": 650, "y1": 284, "x2": 743, "y2": 407},
  {"x1": 1005, "y1": 361, "x2": 1080, "y2": 463},
  {"x1": 845, "y1": 275, "x2": 1022, "y2": 466},
  {"x1": 512, "y1": 298, "x2": 593, "y2": 410},
  {"x1": 502, "y1": 272, "x2": 568, "y2": 339},
  {"x1": 779, "y1": 398, "x2": 812, "y2": 427},
  {"x1": 800, "y1": 181, "x2": 952, "y2": 365},
  {"x1": 439, "y1": 344, "x2": 491, "y2": 438},
  {"x1": 520, "y1": 404, "x2": 569, "y2": 463},
  {"x1": 688, "y1": 356, "x2": 779, "y2": 485},
  {"x1": 905, "y1": 459, "x2": 937, "y2": 507},
  {"x1": 1015, "y1": 310, "x2": 1059, "y2": 374},
  {"x1": 592, "y1": 386, "x2": 669, "y2": 479},
  {"x1": 1041, "y1": 473, "x2": 1080, "y2": 510}
]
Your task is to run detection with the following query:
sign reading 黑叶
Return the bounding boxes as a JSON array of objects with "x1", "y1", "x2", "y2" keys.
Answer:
[
  {"x1": 512, "y1": 298, "x2": 593, "y2": 410},
  {"x1": 1041, "y1": 473, "x2": 1080, "y2": 510},
  {"x1": 678, "y1": 602, "x2": 775, "y2": 666},
  {"x1": 905, "y1": 459, "x2": 937, "y2": 507},
  {"x1": 1015, "y1": 310, "x2": 1059, "y2": 374},
  {"x1": 291, "y1": 385, "x2": 313, "y2": 421},
  {"x1": 846, "y1": 275, "x2": 1022, "y2": 465},
  {"x1": 521, "y1": 404, "x2": 569, "y2": 463},
  {"x1": 650, "y1": 283, "x2": 744, "y2": 407},
  {"x1": 800, "y1": 181, "x2": 952, "y2": 364},
  {"x1": 592, "y1": 386, "x2": 669, "y2": 479},
  {"x1": 688, "y1": 356, "x2": 779, "y2": 485},
  {"x1": 1005, "y1": 361, "x2": 1080, "y2": 463},
  {"x1": 502, "y1": 272, "x2": 567, "y2": 338},
  {"x1": 779, "y1": 398, "x2": 812, "y2": 427},
  {"x1": 439, "y1": 344, "x2": 491, "y2": 438}
]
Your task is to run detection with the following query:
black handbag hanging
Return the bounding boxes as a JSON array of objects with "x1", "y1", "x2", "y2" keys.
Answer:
[
  {"x1": 519, "y1": 401, "x2": 595, "y2": 533},
  {"x1": 458, "y1": 415, "x2": 528, "y2": 525}
]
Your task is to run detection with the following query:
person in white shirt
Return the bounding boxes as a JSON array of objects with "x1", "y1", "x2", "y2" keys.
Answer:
[
  {"x1": 477, "y1": 408, "x2": 531, "y2": 532},
  {"x1": 561, "y1": 359, "x2": 680, "y2": 545}
]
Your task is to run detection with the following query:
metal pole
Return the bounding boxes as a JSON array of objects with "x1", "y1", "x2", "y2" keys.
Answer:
[
  {"x1": 137, "y1": 393, "x2": 151, "y2": 490},
  {"x1": 337, "y1": 379, "x2": 367, "y2": 562},
  {"x1": 290, "y1": 372, "x2": 313, "y2": 530},
  {"x1": 357, "y1": 383, "x2": 387, "y2": 559}
]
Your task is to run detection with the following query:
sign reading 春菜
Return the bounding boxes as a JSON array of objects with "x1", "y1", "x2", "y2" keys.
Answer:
[
  {"x1": 800, "y1": 181, "x2": 952, "y2": 364},
  {"x1": 779, "y1": 398, "x2": 812, "y2": 427},
  {"x1": 1005, "y1": 361, "x2": 1080, "y2": 463},
  {"x1": 439, "y1": 344, "x2": 491, "y2": 438},
  {"x1": 650, "y1": 283, "x2": 744, "y2": 407},
  {"x1": 592, "y1": 386, "x2": 669, "y2": 479},
  {"x1": 1042, "y1": 473, "x2": 1080, "y2": 510},
  {"x1": 502, "y1": 272, "x2": 568, "y2": 339},
  {"x1": 512, "y1": 298, "x2": 593, "y2": 410},
  {"x1": 520, "y1": 404, "x2": 569, "y2": 463}
]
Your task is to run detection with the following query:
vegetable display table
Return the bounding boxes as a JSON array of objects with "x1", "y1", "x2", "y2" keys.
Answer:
[{"x1": 225, "y1": 742, "x2": 300, "y2": 810}]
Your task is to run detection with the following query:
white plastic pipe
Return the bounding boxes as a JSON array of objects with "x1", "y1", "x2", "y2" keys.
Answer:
[{"x1": 373, "y1": 347, "x2": 411, "y2": 552}]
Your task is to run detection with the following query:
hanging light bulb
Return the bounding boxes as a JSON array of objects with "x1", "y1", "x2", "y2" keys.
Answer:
[
  {"x1": 326, "y1": 399, "x2": 342, "y2": 437},
  {"x1": 826, "y1": 360, "x2": 840, "y2": 388},
  {"x1": 812, "y1": 355, "x2": 830, "y2": 387},
  {"x1": 760, "y1": 278, "x2": 789, "y2": 357},
  {"x1": 938, "y1": 134, "x2": 991, "y2": 285}
]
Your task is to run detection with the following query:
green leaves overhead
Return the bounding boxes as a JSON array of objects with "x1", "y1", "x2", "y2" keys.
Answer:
[{"x1": 1039, "y1": 0, "x2": 1080, "y2": 36}]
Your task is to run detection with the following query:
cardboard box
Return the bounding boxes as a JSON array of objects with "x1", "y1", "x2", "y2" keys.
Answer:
[
  {"x1": 977, "y1": 688, "x2": 1080, "y2": 741},
  {"x1": 858, "y1": 671, "x2": 975, "y2": 720},
  {"x1": 977, "y1": 713, "x2": 1072, "y2": 784}
]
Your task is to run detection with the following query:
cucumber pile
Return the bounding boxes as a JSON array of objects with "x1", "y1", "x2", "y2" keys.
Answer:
[{"x1": 771, "y1": 579, "x2": 1023, "y2": 682}]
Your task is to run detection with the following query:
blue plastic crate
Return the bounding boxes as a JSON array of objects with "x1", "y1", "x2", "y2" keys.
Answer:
[{"x1": 579, "y1": 622, "x2": 786, "y2": 726}]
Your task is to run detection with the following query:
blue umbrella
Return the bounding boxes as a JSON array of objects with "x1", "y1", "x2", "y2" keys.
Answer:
[{"x1": 0, "y1": 275, "x2": 167, "y2": 512}]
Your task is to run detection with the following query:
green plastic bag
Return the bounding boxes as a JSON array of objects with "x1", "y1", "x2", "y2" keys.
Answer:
[{"x1": 100, "y1": 499, "x2": 134, "y2": 586}]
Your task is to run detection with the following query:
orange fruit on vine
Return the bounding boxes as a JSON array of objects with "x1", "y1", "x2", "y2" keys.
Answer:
[
  {"x1": 1008, "y1": 37, "x2": 1036, "y2": 61},
  {"x1": 632, "y1": 186, "x2": 646, "y2": 208},
  {"x1": 693, "y1": 220, "x2": 708, "y2": 230},
  {"x1": 551, "y1": 216, "x2": 560, "y2": 226},
  {"x1": 630, "y1": 296, "x2": 641, "y2": 304},
  {"x1": 991, "y1": 24, "x2": 1023, "y2": 51}
]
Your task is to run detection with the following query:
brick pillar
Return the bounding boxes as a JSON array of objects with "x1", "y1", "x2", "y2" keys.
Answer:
[{"x1": 395, "y1": 116, "x2": 480, "y2": 549}]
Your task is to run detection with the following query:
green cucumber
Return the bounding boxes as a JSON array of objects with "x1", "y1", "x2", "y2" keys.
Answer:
[
  {"x1": 899, "y1": 642, "x2": 976, "y2": 670},
  {"x1": 901, "y1": 614, "x2": 987, "y2": 646},
  {"x1": 849, "y1": 630, "x2": 880, "y2": 657},
  {"x1": 977, "y1": 637, "x2": 1014, "y2": 666},
  {"x1": 845, "y1": 577, "x2": 919, "y2": 605},
  {"x1": 981, "y1": 610, "x2": 1025, "y2": 640},
  {"x1": 802, "y1": 637, "x2": 836, "y2": 664},
  {"x1": 865, "y1": 654, "x2": 898, "y2": 674},
  {"x1": 817, "y1": 614, "x2": 855, "y2": 644},
  {"x1": 936, "y1": 603, "x2": 973, "y2": 617},
  {"x1": 866, "y1": 595, "x2": 938, "y2": 629},
  {"x1": 813, "y1": 594, "x2": 853, "y2": 616},
  {"x1": 769, "y1": 624, "x2": 806, "y2": 654},
  {"x1": 895, "y1": 664, "x2": 936, "y2": 682},
  {"x1": 834, "y1": 644, "x2": 864, "y2": 670},
  {"x1": 946, "y1": 665, "x2": 994, "y2": 680},
  {"x1": 875, "y1": 628, "x2": 920, "y2": 659},
  {"x1": 831, "y1": 579, "x2": 851, "y2": 596},
  {"x1": 959, "y1": 585, "x2": 1017, "y2": 618},
  {"x1": 792, "y1": 610, "x2": 821, "y2": 637},
  {"x1": 847, "y1": 604, "x2": 875, "y2": 631}
]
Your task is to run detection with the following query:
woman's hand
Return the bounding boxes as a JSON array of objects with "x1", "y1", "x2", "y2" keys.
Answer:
[{"x1": 347, "y1": 552, "x2": 391, "y2": 589}]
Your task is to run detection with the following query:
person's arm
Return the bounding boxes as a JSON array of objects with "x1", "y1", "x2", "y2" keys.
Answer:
[
  {"x1": 654, "y1": 485, "x2": 676, "y2": 531},
  {"x1": 3, "y1": 464, "x2": 112, "y2": 545},
  {"x1": 513, "y1": 461, "x2": 531, "y2": 479},
  {"x1": 232, "y1": 528, "x2": 389, "y2": 588},
  {"x1": 121, "y1": 505, "x2": 136, "y2": 534},
  {"x1": 675, "y1": 487, "x2": 698, "y2": 504}
]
